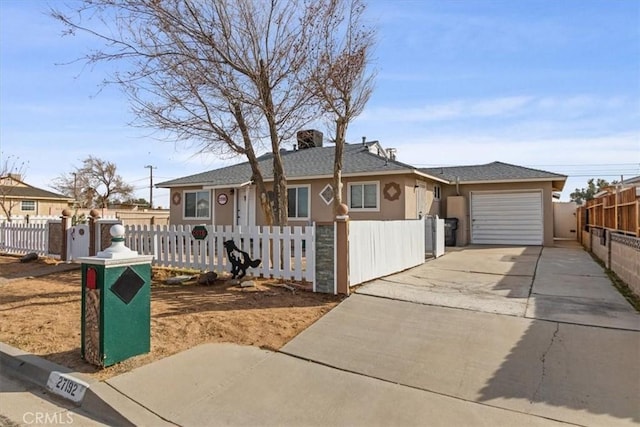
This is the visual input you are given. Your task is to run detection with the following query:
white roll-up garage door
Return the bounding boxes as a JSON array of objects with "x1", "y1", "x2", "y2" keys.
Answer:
[{"x1": 471, "y1": 191, "x2": 543, "y2": 245}]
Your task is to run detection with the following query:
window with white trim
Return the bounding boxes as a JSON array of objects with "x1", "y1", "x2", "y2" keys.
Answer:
[
  {"x1": 21, "y1": 200, "x2": 36, "y2": 211},
  {"x1": 348, "y1": 182, "x2": 379, "y2": 211},
  {"x1": 184, "y1": 190, "x2": 210, "y2": 219},
  {"x1": 287, "y1": 186, "x2": 309, "y2": 219},
  {"x1": 434, "y1": 185, "x2": 441, "y2": 201}
]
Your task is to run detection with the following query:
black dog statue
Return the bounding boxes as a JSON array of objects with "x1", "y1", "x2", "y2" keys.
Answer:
[{"x1": 223, "y1": 240, "x2": 261, "y2": 280}]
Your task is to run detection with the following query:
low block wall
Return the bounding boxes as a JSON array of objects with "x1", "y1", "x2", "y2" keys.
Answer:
[
  {"x1": 581, "y1": 230, "x2": 591, "y2": 251},
  {"x1": 587, "y1": 228, "x2": 640, "y2": 298},
  {"x1": 610, "y1": 234, "x2": 640, "y2": 297},
  {"x1": 591, "y1": 229, "x2": 609, "y2": 268}
]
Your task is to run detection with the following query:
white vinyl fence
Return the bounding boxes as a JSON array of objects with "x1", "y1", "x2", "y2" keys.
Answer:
[
  {"x1": 125, "y1": 224, "x2": 315, "y2": 283},
  {"x1": 348, "y1": 219, "x2": 425, "y2": 286},
  {"x1": 0, "y1": 222, "x2": 49, "y2": 256}
]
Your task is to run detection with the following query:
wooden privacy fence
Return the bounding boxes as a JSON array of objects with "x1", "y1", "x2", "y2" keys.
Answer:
[
  {"x1": 0, "y1": 222, "x2": 49, "y2": 256},
  {"x1": 348, "y1": 219, "x2": 425, "y2": 286},
  {"x1": 125, "y1": 224, "x2": 315, "y2": 283},
  {"x1": 579, "y1": 186, "x2": 640, "y2": 236}
]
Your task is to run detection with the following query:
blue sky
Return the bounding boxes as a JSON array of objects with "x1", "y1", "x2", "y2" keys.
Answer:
[{"x1": 1, "y1": 0, "x2": 639, "y2": 208}]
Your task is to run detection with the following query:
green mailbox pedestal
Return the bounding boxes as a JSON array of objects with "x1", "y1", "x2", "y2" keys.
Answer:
[{"x1": 79, "y1": 224, "x2": 154, "y2": 368}]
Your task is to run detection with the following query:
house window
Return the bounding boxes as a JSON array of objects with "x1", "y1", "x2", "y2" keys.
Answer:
[
  {"x1": 184, "y1": 190, "x2": 210, "y2": 219},
  {"x1": 21, "y1": 200, "x2": 36, "y2": 211},
  {"x1": 288, "y1": 186, "x2": 309, "y2": 219},
  {"x1": 319, "y1": 184, "x2": 334, "y2": 205},
  {"x1": 434, "y1": 185, "x2": 441, "y2": 201},
  {"x1": 348, "y1": 182, "x2": 379, "y2": 211}
]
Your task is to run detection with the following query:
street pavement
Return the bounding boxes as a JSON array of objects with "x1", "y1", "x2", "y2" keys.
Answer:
[{"x1": 1, "y1": 241, "x2": 638, "y2": 426}]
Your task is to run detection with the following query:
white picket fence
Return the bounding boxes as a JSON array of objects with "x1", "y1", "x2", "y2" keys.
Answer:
[
  {"x1": 348, "y1": 219, "x2": 425, "y2": 286},
  {"x1": 125, "y1": 224, "x2": 315, "y2": 283},
  {"x1": 0, "y1": 222, "x2": 49, "y2": 256}
]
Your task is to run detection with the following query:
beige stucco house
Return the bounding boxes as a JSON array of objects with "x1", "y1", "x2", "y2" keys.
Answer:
[
  {"x1": 157, "y1": 137, "x2": 566, "y2": 246},
  {"x1": 0, "y1": 174, "x2": 73, "y2": 219}
]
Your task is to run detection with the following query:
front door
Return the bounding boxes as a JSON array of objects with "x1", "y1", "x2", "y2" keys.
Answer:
[{"x1": 236, "y1": 186, "x2": 256, "y2": 227}]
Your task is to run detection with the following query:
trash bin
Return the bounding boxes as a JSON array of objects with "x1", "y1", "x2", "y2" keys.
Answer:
[{"x1": 444, "y1": 218, "x2": 458, "y2": 246}]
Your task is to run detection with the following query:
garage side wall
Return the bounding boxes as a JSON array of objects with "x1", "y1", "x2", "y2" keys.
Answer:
[{"x1": 441, "y1": 181, "x2": 555, "y2": 246}]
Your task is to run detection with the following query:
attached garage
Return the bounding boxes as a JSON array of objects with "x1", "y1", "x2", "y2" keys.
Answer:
[
  {"x1": 470, "y1": 191, "x2": 543, "y2": 245},
  {"x1": 421, "y1": 162, "x2": 568, "y2": 247}
]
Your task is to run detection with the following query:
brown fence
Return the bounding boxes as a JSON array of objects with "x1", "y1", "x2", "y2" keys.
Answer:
[{"x1": 577, "y1": 186, "x2": 640, "y2": 238}]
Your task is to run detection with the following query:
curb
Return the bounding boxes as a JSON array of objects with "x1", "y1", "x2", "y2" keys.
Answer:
[{"x1": 0, "y1": 342, "x2": 172, "y2": 426}]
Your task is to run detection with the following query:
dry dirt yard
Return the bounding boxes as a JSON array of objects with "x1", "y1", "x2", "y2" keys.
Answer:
[{"x1": 0, "y1": 255, "x2": 342, "y2": 380}]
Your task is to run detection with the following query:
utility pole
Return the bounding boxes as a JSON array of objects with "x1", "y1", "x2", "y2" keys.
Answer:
[
  {"x1": 144, "y1": 165, "x2": 157, "y2": 209},
  {"x1": 72, "y1": 172, "x2": 78, "y2": 208}
]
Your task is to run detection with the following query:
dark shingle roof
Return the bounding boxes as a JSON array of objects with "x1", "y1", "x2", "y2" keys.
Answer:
[
  {"x1": 623, "y1": 175, "x2": 640, "y2": 184},
  {"x1": 0, "y1": 185, "x2": 71, "y2": 200},
  {"x1": 158, "y1": 142, "x2": 416, "y2": 187},
  {"x1": 420, "y1": 161, "x2": 567, "y2": 183}
]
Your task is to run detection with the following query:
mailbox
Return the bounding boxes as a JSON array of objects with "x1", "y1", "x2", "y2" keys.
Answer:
[{"x1": 79, "y1": 224, "x2": 153, "y2": 367}]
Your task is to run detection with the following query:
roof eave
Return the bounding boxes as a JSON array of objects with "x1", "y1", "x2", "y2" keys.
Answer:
[
  {"x1": 456, "y1": 176, "x2": 567, "y2": 187},
  {"x1": 413, "y1": 170, "x2": 450, "y2": 184},
  {"x1": 2, "y1": 194, "x2": 73, "y2": 201}
]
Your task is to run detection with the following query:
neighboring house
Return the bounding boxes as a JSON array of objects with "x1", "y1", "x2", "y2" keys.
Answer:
[
  {"x1": 0, "y1": 174, "x2": 73, "y2": 219},
  {"x1": 621, "y1": 175, "x2": 640, "y2": 185},
  {"x1": 157, "y1": 134, "x2": 567, "y2": 246},
  {"x1": 421, "y1": 162, "x2": 566, "y2": 246}
]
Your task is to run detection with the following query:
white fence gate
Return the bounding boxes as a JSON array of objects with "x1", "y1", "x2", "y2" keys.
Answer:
[
  {"x1": 348, "y1": 220, "x2": 425, "y2": 287},
  {"x1": 125, "y1": 224, "x2": 315, "y2": 283},
  {"x1": 67, "y1": 224, "x2": 90, "y2": 261},
  {"x1": 425, "y1": 216, "x2": 445, "y2": 258}
]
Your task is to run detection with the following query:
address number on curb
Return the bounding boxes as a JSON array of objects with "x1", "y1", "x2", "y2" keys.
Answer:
[{"x1": 46, "y1": 371, "x2": 89, "y2": 403}]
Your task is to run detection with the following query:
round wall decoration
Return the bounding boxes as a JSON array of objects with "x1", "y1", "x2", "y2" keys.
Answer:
[
  {"x1": 383, "y1": 182, "x2": 401, "y2": 201},
  {"x1": 217, "y1": 193, "x2": 228, "y2": 205},
  {"x1": 172, "y1": 192, "x2": 182, "y2": 206}
]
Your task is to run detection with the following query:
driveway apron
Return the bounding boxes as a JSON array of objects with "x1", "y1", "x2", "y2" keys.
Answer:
[{"x1": 283, "y1": 243, "x2": 640, "y2": 427}]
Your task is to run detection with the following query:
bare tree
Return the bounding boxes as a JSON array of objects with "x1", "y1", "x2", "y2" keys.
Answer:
[
  {"x1": 0, "y1": 155, "x2": 29, "y2": 220},
  {"x1": 53, "y1": 156, "x2": 134, "y2": 208},
  {"x1": 51, "y1": 0, "x2": 332, "y2": 226},
  {"x1": 306, "y1": 0, "x2": 376, "y2": 213}
]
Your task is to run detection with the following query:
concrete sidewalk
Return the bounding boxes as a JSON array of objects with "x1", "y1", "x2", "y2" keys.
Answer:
[
  {"x1": 2, "y1": 243, "x2": 638, "y2": 426},
  {"x1": 1, "y1": 342, "x2": 566, "y2": 426}
]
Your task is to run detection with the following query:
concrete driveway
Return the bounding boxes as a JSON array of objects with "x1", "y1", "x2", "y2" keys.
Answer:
[
  {"x1": 356, "y1": 242, "x2": 639, "y2": 330},
  {"x1": 284, "y1": 242, "x2": 640, "y2": 426}
]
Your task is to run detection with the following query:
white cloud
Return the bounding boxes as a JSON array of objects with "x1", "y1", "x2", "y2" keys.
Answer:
[
  {"x1": 358, "y1": 95, "x2": 636, "y2": 124},
  {"x1": 359, "y1": 96, "x2": 535, "y2": 122}
]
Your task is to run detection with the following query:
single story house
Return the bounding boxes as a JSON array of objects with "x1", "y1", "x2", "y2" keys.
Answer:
[
  {"x1": 0, "y1": 174, "x2": 73, "y2": 219},
  {"x1": 157, "y1": 133, "x2": 566, "y2": 246}
]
